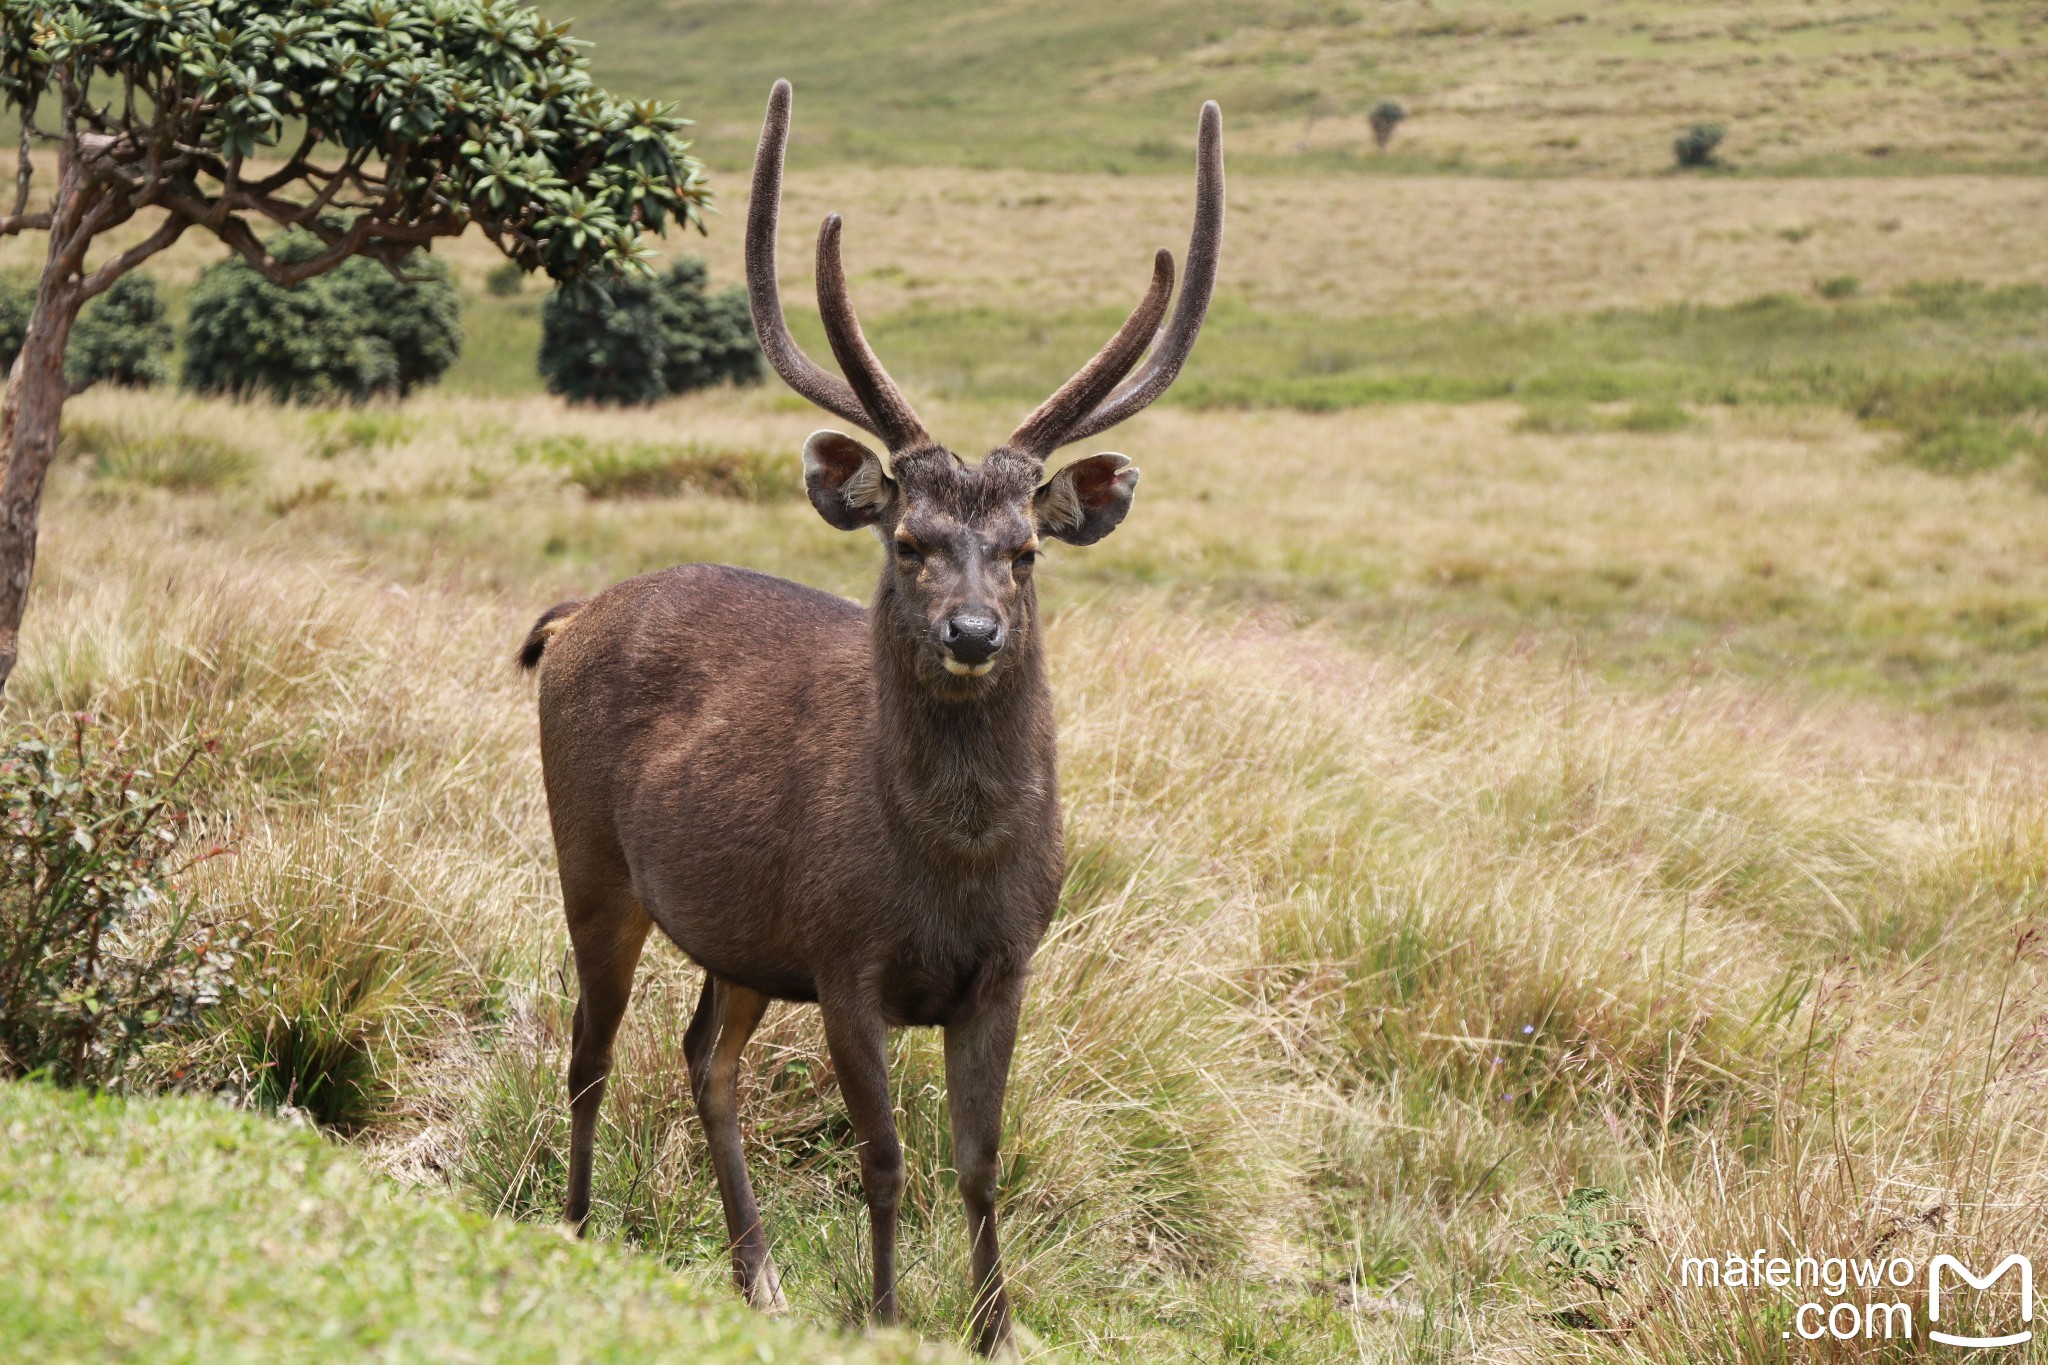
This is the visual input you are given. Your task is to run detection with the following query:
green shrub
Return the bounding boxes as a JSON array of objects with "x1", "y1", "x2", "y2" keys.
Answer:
[
  {"x1": 1673, "y1": 122, "x2": 1724, "y2": 169},
  {"x1": 182, "y1": 230, "x2": 462, "y2": 403},
  {"x1": 485, "y1": 260, "x2": 526, "y2": 298},
  {"x1": 0, "y1": 718, "x2": 240, "y2": 1090},
  {"x1": 538, "y1": 260, "x2": 763, "y2": 406},
  {"x1": 67, "y1": 274, "x2": 174, "y2": 389},
  {"x1": 1814, "y1": 275, "x2": 1861, "y2": 300},
  {"x1": 1369, "y1": 99, "x2": 1407, "y2": 151},
  {"x1": 0, "y1": 272, "x2": 174, "y2": 390},
  {"x1": 520, "y1": 434, "x2": 800, "y2": 500}
]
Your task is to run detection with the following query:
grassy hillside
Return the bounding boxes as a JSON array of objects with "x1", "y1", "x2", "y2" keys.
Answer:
[
  {"x1": 13, "y1": 386, "x2": 2048, "y2": 1360},
  {"x1": 0, "y1": 1082, "x2": 940, "y2": 1362},
  {"x1": 562, "y1": 0, "x2": 2048, "y2": 175}
]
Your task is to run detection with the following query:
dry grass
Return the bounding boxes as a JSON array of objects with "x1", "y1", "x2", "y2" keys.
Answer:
[
  {"x1": 11, "y1": 385, "x2": 2048, "y2": 1358},
  {"x1": 11, "y1": 163, "x2": 2047, "y2": 321}
]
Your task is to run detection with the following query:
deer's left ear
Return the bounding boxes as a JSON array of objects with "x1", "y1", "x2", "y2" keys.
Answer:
[{"x1": 1034, "y1": 453, "x2": 1139, "y2": 546}]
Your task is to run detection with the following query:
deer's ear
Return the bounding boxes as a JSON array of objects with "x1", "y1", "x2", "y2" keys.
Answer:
[
  {"x1": 1034, "y1": 453, "x2": 1139, "y2": 545},
  {"x1": 803, "y1": 429, "x2": 897, "y2": 530}
]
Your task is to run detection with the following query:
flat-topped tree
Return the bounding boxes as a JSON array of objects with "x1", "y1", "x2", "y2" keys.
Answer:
[{"x1": 0, "y1": 0, "x2": 709, "y2": 692}]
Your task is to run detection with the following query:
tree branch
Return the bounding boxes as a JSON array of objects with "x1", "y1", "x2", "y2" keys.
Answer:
[
  {"x1": 76, "y1": 214, "x2": 188, "y2": 303},
  {"x1": 13, "y1": 110, "x2": 32, "y2": 220}
]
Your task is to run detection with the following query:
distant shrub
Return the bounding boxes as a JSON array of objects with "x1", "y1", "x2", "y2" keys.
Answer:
[
  {"x1": 67, "y1": 274, "x2": 174, "y2": 389},
  {"x1": 0, "y1": 272, "x2": 174, "y2": 390},
  {"x1": 521, "y1": 434, "x2": 800, "y2": 501},
  {"x1": 183, "y1": 230, "x2": 462, "y2": 403},
  {"x1": 538, "y1": 260, "x2": 763, "y2": 406},
  {"x1": 0, "y1": 718, "x2": 240, "y2": 1091},
  {"x1": 485, "y1": 260, "x2": 526, "y2": 298},
  {"x1": 65, "y1": 419, "x2": 256, "y2": 492},
  {"x1": 1673, "y1": 123, "x2": 1724, "y2": 169},
  {"x1": 1814, "y1": 275, "x2": 1861, "y2": 300},
  {"x1": 1369, "y1": 99, "x2": 1407, "y2": 151}
]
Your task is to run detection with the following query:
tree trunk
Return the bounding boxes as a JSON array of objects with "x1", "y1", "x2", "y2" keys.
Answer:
[{"x1": 0, "y1": 253, "x2": 82, "y2": 697}]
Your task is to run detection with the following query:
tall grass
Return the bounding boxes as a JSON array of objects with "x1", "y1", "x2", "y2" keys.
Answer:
[{"x1": 17, "y1": 480, "x2": 2045, "y2": 1358}]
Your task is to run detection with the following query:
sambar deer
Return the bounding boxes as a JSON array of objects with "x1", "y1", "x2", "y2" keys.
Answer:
[{"x1": 518, "y1": 79, "x2": 1222, "y2": 1354}]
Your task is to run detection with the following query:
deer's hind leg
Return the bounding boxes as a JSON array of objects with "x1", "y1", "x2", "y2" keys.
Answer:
[
  {"x1": 686, "y1": 974, "x2": 786, "y2": 1312},
  {"x1": 562, "y1": 876, "x2": 652, "y2": 1233}
]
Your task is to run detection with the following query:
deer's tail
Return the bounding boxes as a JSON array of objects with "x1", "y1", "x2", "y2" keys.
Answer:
[{"x1": 517, "y1": 599, "x2": 587, "y2": 671}]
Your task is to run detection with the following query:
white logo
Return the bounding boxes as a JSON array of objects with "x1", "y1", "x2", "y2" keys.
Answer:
[{"x1": 1928, "y1": 1254, "x2": 2033, "y2": 1350}]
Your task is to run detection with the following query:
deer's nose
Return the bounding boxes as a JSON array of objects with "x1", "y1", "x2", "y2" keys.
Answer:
[{"x1": 941, "y1": 610, "x2": 1004, "y2": 665}]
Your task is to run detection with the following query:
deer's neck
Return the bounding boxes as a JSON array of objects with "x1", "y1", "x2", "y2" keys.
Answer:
[{"x1": 869, "y1": 592, "x2": 1057, "y2": 864}]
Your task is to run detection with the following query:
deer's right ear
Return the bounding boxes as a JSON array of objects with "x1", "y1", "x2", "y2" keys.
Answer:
[{"x1": 803, "y1": 430, "x2": 897, "y2": 530}]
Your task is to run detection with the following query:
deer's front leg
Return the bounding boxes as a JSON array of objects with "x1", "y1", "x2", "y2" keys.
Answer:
[
  {"x1": 945, "y1": 980, "x2": 1023, "y2": 1357},
  {"x1": 820, "y1": 997, "x2": 904, "y2": 1326}
]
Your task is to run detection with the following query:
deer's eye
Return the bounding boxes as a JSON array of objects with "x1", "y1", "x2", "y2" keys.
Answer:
[
  {"x1": 894, "y1": 541, "x2": 923, "y2": 565},
  {"x1": 1013, "y1": 549, "x2": 1037, "y2": 571}
]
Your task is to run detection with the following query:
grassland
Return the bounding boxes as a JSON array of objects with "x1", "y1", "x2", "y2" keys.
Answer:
[
  {"x1": 5, "y1": 1, "x2": 2048, "y2": 1359},
  {"x1": 561, "y1": 0, "x2": 2048, "y2": 177},
  {"x1": 9, "y1": 380, "x2": 2046, "y2": 1360}
]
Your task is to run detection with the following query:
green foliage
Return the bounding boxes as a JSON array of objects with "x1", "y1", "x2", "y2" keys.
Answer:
[
  {"x1": 1674, "y1": 122, "x2": 1725, "y2": 169},
  {"x1": 0, "y1": 273, "x2": 173, "y2": 390},
  {"x1": 520, "y1": 434, "x2": 800, "y2": 500},
  {"x1": 0, "y1": 0, "x2": 707, "y2": 281},
  {"x1": 66, "y1": 274, "x2": 174, "y2": 390},
  {"x1": 0, "y1": 719, "x2": 239, "y2": 1090},
  {"x1": 1526, "y1": 1187, "x2": 1645, "y2": 1310},
  {"x1": 485, "y1": 260, "x2": 526, "y2": 298},
  {"x1": 1369, "y1": 99, "x2": 1407, "y2": 150},
  {"x1": 70, "y1": 423, "x2": 257, "y2": 494},
  {"x1": 1851, "y1": 368, "x2": 2048, "y2": 475},
  {"x1": 538, "y1": 261, "x2": 763, "y2": 405},
  {"x1": 1814, "y1": 274, "x2": 1861, "y2": 300},
  {"x1": 183, "y1": 231, "x2": 462, "y2": 403}
]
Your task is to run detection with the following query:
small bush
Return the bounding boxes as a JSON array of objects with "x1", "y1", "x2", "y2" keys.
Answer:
[
  {"x1": 1673, "y1": 122, "x2": 1724, "y2": 169},
  {"x1": 1813, "y1": 275, "x2": 1861, "y2": 300},
  {"x1": 65, "y1": 420, "x2": 256, "y2": 492},
  {"x1": 485, "y1": 261, "x2": 526, "y2": 298},
  {"x1": 67, "y1": 274, "x2": 175, "y2": 389},
  {"x1": 0, "y1": 272, "x2": 174, "y2": 390},
  {"x1": 1368, "y1": 99, "x2": 1407, "y2": 151},
  {"x1": 520, "y1": 434, "x2": 800, "y2": 501},
  {"x1": 182, "y1": 230, "x2": 462, "y2": 403},
  {"x1": 0, "y1": 718, "x2": 240, "y2": 1091},
  {"x1": 539, "y1": 260, "x2": 763, "y2": 406}
]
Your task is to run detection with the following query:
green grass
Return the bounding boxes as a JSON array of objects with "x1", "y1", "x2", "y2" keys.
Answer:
[
  {"x1": 558, "y1": 0, "x2": 2048, "y2": 177},
  {"x1": 428, "y1": 282, "x2": 2048, "y2": 463},
  {"x1": 0, "y1": 1081, "x2": 941, "y2": 1363}
]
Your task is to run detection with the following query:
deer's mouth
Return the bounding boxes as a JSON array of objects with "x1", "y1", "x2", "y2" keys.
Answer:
[{"x1": 942, "y1": 657, "x2": 994, "y2": 678}]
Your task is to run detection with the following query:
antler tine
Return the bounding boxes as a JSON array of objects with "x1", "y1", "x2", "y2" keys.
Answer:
[
  {"x1": 816, "y1": 213, "x2": 932, "y2": 452},
  {"x1": 744, "y1": 80, "x2": 883, "y2": 440},
  {"x1": 1059, "y1": 100, "x2": 1225, "y2": 448},
  {"x1": 1007, "y1": 249, "x2": 1175, "y2": 459}
]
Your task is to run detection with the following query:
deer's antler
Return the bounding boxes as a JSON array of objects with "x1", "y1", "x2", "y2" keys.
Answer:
[
  {"x1": 746, "y1": 79, "x2": 931, "y2": 451},
  {"x1": 1009, "y1": 100, "x2": 1225, "y2": 457}
]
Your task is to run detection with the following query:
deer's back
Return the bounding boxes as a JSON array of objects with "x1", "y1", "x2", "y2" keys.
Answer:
[{"x1": 535, "y1": 564, "x2": 886, "y2": 997}]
